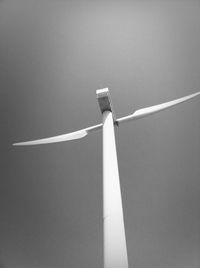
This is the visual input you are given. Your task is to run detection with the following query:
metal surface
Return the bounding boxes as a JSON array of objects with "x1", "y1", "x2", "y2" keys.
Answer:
[
  {"x1": 103, "y1": 111, "x2": 129, "y2": 268},
  {"x1": 96, "y1": 88, "x2": 117, "y2": 122}
]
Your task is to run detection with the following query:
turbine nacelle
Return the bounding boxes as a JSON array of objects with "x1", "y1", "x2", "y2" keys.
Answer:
[{"x1": 96, "y1": 88, "x2": 117, "y2": 123}]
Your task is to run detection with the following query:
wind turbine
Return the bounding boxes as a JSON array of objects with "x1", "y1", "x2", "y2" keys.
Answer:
[{"x1": 13, "y1": 88, "x2": 200, "y2": 268}]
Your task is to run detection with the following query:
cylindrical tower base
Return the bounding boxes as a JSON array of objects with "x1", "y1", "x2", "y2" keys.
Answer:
[{"x1": 103, "y1": 110, "x2": 129, "y2": 268}]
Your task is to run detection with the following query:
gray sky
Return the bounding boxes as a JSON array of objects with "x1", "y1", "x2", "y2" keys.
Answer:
[{"x1": 1, "y1": 0, "x2": 200, "y2": 267}]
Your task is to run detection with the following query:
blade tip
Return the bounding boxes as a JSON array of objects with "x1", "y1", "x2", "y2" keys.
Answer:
[{"x1": 13, "y1": 143, "x2": 22, "y2": 146}]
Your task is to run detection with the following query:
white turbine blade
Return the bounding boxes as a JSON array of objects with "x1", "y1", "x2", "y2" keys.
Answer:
[
  {"x1": 13, "y1": 123, "x2": 102, "y2": 146},
  {"x1": 117, "y1": 91, "x2": 200, "y2": 124}
]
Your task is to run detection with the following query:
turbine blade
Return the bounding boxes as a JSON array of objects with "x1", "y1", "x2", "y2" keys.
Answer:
[
  {"x1": 13, "y1": 123, "x2": 102, "y2": 146},
  {"x1": 117, "y1": 91, "x2": 200, "y2": 124}
]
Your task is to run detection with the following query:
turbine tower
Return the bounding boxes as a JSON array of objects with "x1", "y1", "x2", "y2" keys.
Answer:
[{"x1": 14, "y1": 89, "x2": 200, "y2": 268}]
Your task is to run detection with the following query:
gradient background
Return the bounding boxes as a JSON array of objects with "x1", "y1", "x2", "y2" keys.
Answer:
[{"x1": 1, "y1": 0, "x2": 200, "y2": 267}]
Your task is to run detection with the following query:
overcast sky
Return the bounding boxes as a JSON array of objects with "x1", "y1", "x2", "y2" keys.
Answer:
[{"x1": 1, "y1": 0, "x2": 200, "y2": 267}]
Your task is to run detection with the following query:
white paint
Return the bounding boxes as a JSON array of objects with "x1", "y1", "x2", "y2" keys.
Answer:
[
  {"x1": 117, "y1": 91, "x2": 200, "y2": 124},
  {"x1": 13, "y1": 89, "x2": 200, "y2": 268},
  {"x1": 13, "y1": 91, "x2": 200, "y2": 146},
  {"x1": 103, "y1": 111, "x2": 129, "y2": 268}
]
